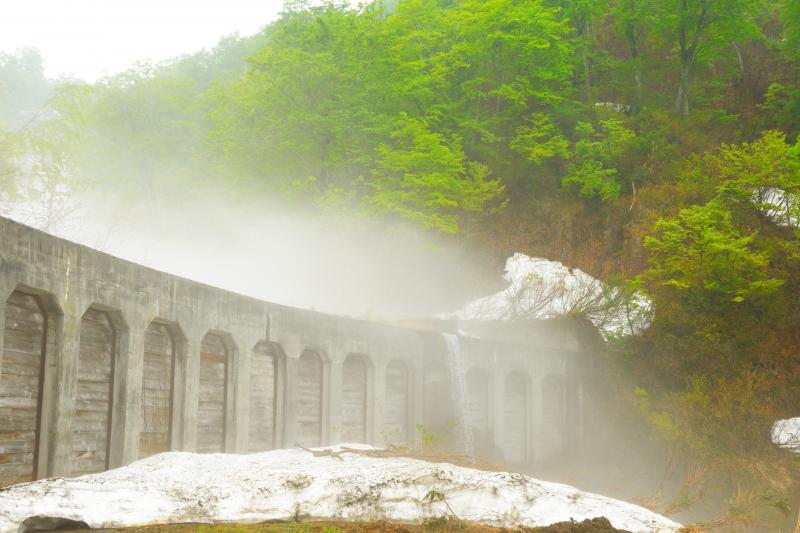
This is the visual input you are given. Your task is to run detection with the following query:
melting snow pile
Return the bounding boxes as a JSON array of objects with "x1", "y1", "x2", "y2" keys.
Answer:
[
  {"x1": 444, "y1": 254, "x2": 652, "y2": 339},
  {"x1": 753, "y1": 188, "x2": 799, "y2": 228},
  {"x1": 772, "y1": 417, "x2": 800, "y2": 452},
  {"x1": 0, "y1": 445, "x2": 681, "y2": 533}
]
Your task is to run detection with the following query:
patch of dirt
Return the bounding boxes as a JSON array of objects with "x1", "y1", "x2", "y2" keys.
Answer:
[
  {"x1": 525, "y1": 518, "x2": 632, "y2": 532},
  {"x1": 50, "y1": 517, "x2": 633, "y2": 533}
]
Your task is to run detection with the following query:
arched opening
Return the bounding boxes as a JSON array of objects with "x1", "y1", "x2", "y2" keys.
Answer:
[
  {"x1": 383, "y1": 360, "x2": 410, "y2": 445},
  {"x1": 466, "y1": 368, "x2": 490, "y2": 456},
  {"x1": 139, "y1": 321, "x2": 176, "y2": 459},
  {"x1": 297, "y1": 349, "x2": 323, "y2": 447},
  {"x1": 0, "y1": 290, "x2": 46, "y2": 487},
  {"x1": 71, "y1": 308, "x2": 116, "y2": 475},
  {"x1": 249, "y1": 341, "x2": 279, "y2": 452},
  {"x1": 504, "y1": 373, "x2": 527, "y2": 465},
  {"x1": 197, "y1": 333, "x2": 229, "y2": 453},
  {"x1": 341, "y1": 354, "x2": 368, "y2": 443}
]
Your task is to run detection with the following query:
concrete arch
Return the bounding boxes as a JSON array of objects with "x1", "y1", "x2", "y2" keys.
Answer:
[
  {"x1": 249, "y1": 341, "x2": 285, "y2": 452},
  {"x1": 197, "y1": 332, "x2": 236, "y2": 453},
  {"x1": 341, "y1": 353, "x2": 372, "y2": 444},
  {"x1": 71, "y1": 306, "x2": 123, "y2": 476},
  {"x1": 0, "y1": 288, "x2": 50, "y2": 486},
  {"x1": 383, "y1": 359, "x2": 413, "y2": 446},
  {"x1": 296, "y1": 349, "x2": 327, "y2": 447},
  {"x1": 139, "y1": 319, "x2": 183, "y2": 459}
]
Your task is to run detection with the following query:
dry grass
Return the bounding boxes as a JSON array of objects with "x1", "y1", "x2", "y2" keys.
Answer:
[{"x1": 298, "y1": 444, "x2": 505, "y2": 472}]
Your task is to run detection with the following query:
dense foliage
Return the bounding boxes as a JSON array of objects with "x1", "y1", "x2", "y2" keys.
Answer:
[{"x1": 2, "y1": 0, "x2": 800, "y2": 528}]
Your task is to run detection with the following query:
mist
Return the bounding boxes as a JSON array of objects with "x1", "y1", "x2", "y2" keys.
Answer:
[{"x1": 6, "y1": 182, "x2": 496, "y2": 320}]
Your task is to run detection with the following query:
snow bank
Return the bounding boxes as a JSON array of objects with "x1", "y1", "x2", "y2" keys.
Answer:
[
  {"x1": 753, "y1": 187, "x2": 799, "y2": 228},
  {"x1": 772, "y1": 417, "x2": 800, "y2": 452},
  {"x1": 0, "y1": 445, "x2": 680, "y2": 533},
  {"x1": 443, "y1": 254, "x2": 652, "y2": 339}
]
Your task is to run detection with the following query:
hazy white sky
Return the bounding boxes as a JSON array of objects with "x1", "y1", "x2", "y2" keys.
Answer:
[{"x1": 1, "y1": 0, "x2": 286, "y2": 81}]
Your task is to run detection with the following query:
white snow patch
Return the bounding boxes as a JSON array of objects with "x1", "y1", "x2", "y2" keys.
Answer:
[
  {"x1": 0, "y1": 445, "x2": 681, "y2": 533},
  {"x1": 753, "y1": 187, "x2": 799, "y2": 228},
  {"x1": 442, "y1": 254, "x2": 652, "y2": 340},
  {"x1": 772, "y1": 417, "x2": 800, "y2": 452}
]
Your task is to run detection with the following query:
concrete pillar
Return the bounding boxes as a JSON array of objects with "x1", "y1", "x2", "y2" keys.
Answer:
[
  {"x1": 273, "y1": 349, "x2": 286, "y2": 449},
  {"x1": 491, "y1": 369, "x2": 505, "y2": 463},
  {"x1": 0, "y1": 283, "x2": 11, "y2": 384},
  {"x1": 109, "y1": 314, "x2": 147, "y2": 467},
  {"x1": 223, "y1": 338, "x2": 239, "y2": 453},
  {"x1": 282, "y1": 355, "x2": 299, "y2": 447},
  {"x1": 327, "y1": 354, "x2": 343, "y2": 446},
  {"x1": 372, "y1": 359, "x2": 386, "y2": 447},
  {"x1": 178, "y1": 331, "x2": 202, "y2": 452},
  {"x1": 527, "y1": 371, "x2": 540, "y2": 466},
  {"x1": 42, "y1": 311, "x2": 83, "y2": 477},
  {"x1": 233, "y1": 337, "x2": 250, "y2": 453},
  {"x1": 411, "y1": 360, "x2": 424, "y2": 446},
  {"x1": 231, "y1": 332, "x2": 261, "y2": 453},
  {"x1": 486, "y1": 369, "x2": 496, "y2": 455}
]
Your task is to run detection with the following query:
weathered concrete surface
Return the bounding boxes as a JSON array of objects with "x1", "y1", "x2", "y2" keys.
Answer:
[{"x1": 0, "y1": 215, "x2": 586, "y2": 484}]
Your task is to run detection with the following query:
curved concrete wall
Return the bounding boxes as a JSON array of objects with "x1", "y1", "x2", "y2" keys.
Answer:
[{"x1": 0, "y1": 215, "x2": 585, "y2": 484}]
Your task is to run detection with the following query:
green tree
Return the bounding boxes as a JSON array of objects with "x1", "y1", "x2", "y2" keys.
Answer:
[
  {"x1": 210, "y1": 3, "x2": 391, "y2": 199},
  {"x1": 643, "y1": 200, "x2": 782, "y2": 309},
  {"x1": 365, "y1": 115, "x2": 504, "y2": 233},
  {"x1": 562, "y1": 119, "x2": 636, "y2": 201},
  {"x1": 782, "y1": 0, "x2": 800, "y2": 59},
  {"x1": 510, "y1": 113, "x2": 570, "y2": 164},
  {"x1": 553, "y1": 0, "x2": 609, "y2": 94},
  {"x1": 612, "y1": 0, "x2": 651, "y2": 104},
  {"x1": 447, "y1": 0, "x2": 573, "y2": 154},
  {"x1": 650, "y1": 0, "x2": 762, "y2": 116}
]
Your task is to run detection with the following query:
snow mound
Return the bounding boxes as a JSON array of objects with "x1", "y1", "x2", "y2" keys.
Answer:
[
  {"x1": 443, "y1": 254, "x2": 652, "y2": 339},
  {"x1": 772, "y1": 417, "x2": 800, "y2": 451},
  {"x1": 0, "y1": 445, "x2": 680, "y2": 533},
  {"x1": 753, "y1": 188, "x2": 799, "y2": 228}
]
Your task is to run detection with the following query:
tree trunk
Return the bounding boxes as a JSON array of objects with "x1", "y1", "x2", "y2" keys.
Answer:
[
  {"x1": 625, "y1": 22, "x2": 642, "y2": 106},
  {"x1": 731, "y1": 41, "x2": 744, "y2": 83},
  {"x1": 581, "y1": 46, "x2": 592, "y2": 93},
  {"x1": 578, "y1": 17, "x2": 592, "y2": 95},
  {"x1": 675, "y1": 64, "x2": 691, "y2": 117}
]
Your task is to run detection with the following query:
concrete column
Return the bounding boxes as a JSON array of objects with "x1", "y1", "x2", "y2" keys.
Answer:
[
  {"x1": 234, "y1": 337, "x2": 250, "y2": 453},
  {"x1": 327, "y1": 354, "x2": 343, "y2": 446},
  {"x1": 42, "y1": 311, "x2": 83, "y2": 477},
  {"x1": 527, "y1": 372, "x2": 540, "y2": 466},
  {"x1": 178, "y1": 332, "x2": 202, "y2": 452},
  {"x1": 0, "y1": 283, "x2": 11, "y2": 383},
  {"x1": 231, "y1": 332, "x2": 261, "y2": 453},
  {"x1": 411, "y1": 360, "x2": 424, "y2": 446},
  {"x1": 282, "y1": 355, "x2": 299, "y2": 447},
  {"x1": 491, "y1": 369, "x2": 505, "y2": 463},
  {"x1": 371, "y1": 359, "x2": 386, "y2": 447},
  {"x1": 274, "y1": 350, "x2": 286, "y2": 449},
  {"x1": 109, "y1": 315, "x2": 147, "y2": 467},
  {"x1": 486, "y1": 368, "x2": 496, "y2": 454},
  {"x1": 223, "y1": 339, "x2": 238, "y2": 453}
]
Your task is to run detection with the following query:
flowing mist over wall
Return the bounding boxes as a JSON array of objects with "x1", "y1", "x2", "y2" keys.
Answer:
[{"x1": 2, "y1": 183, "x2": 495, "y2": 320}]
